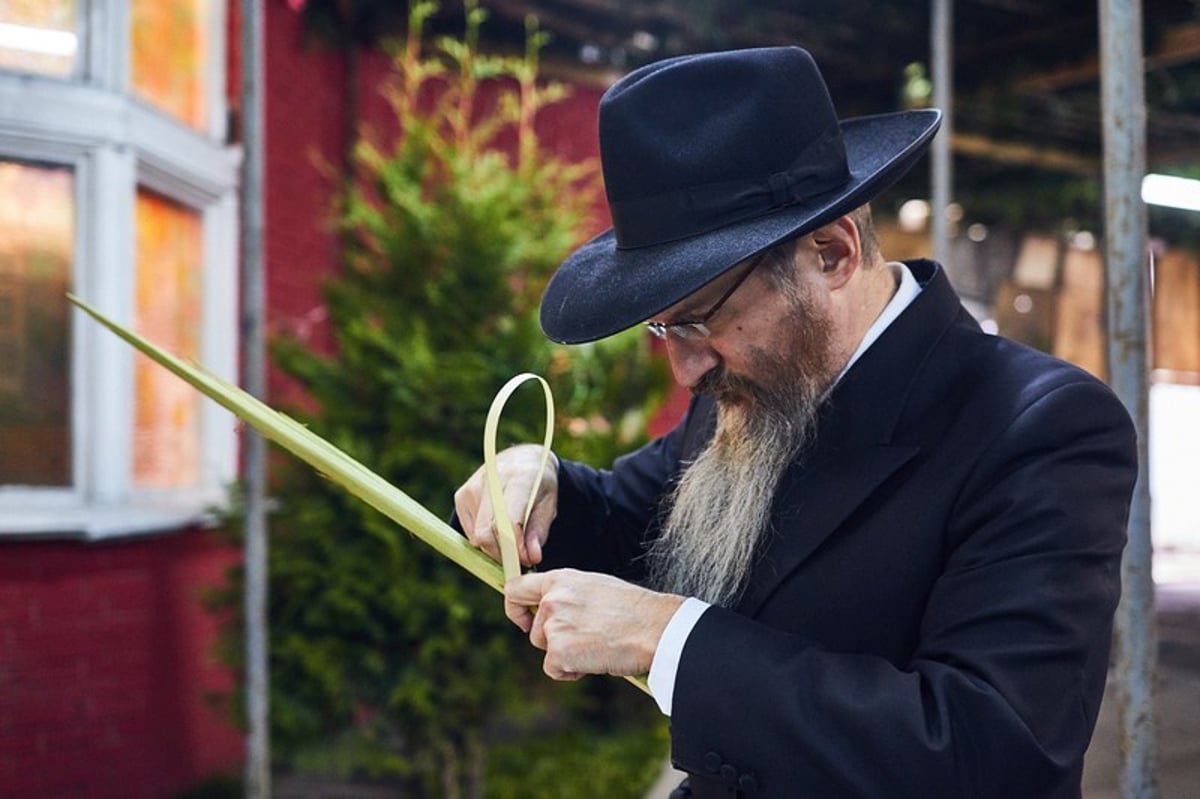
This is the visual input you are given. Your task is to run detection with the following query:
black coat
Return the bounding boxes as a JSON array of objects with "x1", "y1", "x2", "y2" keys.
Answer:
[{"x1": 543, "y1": 260, "x2": 1137, "y2": 798}]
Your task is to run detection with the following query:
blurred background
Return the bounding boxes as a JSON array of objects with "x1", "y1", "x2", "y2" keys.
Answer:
[{"x1": 0, "y1": 1, "x2": 1197, "y2": 797}]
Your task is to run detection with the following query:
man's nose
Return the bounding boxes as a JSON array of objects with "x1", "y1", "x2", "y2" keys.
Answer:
[{"x1": 664, "y1": 336, "x2": 721, "y2": 390}]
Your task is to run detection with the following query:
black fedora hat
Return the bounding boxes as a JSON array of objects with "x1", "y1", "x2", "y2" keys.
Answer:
[{"x1": 539, "y1": 46, "x2": 942, "y2": 344}]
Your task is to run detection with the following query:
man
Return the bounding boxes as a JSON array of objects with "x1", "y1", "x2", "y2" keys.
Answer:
[{"x1": 454, "y1": 47, "x2": 1136, "y2": 798}]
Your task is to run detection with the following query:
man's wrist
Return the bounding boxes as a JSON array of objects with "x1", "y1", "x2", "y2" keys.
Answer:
[{"x1": 640, "y1": 592, "x2": 687, "y2": 666}]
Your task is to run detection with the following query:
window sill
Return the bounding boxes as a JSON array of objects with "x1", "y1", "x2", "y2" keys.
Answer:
[{"x1": 0, "y1": 501, "x2": 221, "y2": 542}]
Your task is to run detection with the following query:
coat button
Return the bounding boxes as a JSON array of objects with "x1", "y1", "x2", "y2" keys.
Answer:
[
  {"x1": 738, "y1": 772, "x2": 760, "y2": 793},
  {"x1": 704, "y1": 751, "x2": 722, "y2": 773},
  {"x1": 720, "y1": 764, "x2": 738, "y2": 786}
]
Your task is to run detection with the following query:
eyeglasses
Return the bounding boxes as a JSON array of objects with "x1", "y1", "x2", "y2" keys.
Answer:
[{"x1": 645, "y1": 255, "x2": 762, "y2": 341}]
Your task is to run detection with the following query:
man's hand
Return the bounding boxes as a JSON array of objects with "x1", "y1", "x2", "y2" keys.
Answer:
[
  {"x1": 455, "y1": 443, "x2": 558, "y2": 567},
  {"x1": 505, "y1": 569, "x2": 685, "y2": 680}
]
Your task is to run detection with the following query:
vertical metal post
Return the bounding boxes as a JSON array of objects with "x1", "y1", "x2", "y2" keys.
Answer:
[
  {"x1": 1098, "y1": 1, "x2": 1159, "y2": 797},
  {"x1": 931, "y1": 0, "x2": 953, "y2": 267},
  {"x1": 240, "y1": 0, "x2": 270, "y2": 796}
]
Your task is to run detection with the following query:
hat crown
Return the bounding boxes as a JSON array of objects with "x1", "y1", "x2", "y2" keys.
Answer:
[
  {"x1": 539, "y1": 46, "x2": 942, "y2": 344},
  {"x1": 598, "y1": 47, "x2": 851, "y2": 249}
]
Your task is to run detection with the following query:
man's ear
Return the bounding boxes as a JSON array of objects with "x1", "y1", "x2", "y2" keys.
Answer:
[{"x1": 812, "y1": 215, "x2": 861, "y2": 289}]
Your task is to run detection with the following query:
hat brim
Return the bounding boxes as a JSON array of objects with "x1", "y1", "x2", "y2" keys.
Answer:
[{"x1": 540, "y1": 108, "x2": 942, "y2": 344}]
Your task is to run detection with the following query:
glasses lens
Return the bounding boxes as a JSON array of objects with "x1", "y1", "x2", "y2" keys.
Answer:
[{"x1": 673, "y1": 323, "x2": 708, "y2": 341}]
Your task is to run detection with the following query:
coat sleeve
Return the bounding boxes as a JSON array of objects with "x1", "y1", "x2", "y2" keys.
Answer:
[
  {"x1": 537, "y1": 397, "x2": 707, "y2": 581},
  {"x1": 668, "y1": 378, "x2": 1137, "y2": 798}
]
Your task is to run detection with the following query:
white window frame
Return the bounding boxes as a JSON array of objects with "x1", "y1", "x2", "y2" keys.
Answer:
[{"x1": 0, "y1": 0, "x2": 240, "y2": 539}]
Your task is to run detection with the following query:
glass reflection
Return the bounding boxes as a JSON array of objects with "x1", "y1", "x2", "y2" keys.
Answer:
[
  {"x1": 131, "y1": 0, "x2": 211, "y2": 131},
  {"x1": 0, "y1": 0, "x2": 78, "y2": 78},
  {"x1": 0, "y1": 160, "x2": 74, "y2": 487},
  {"x1": 133, "y1": 189, "x2": 203, "y2": 489}
]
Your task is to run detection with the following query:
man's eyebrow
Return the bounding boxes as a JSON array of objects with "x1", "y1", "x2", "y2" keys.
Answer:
[
  {"x1": 670, "y1": 293, "x2": 721, "y2": 324},
  {"x1": 672, "y1": 257, "x2": 760, "y2": 321},
  {"x1": 653, "y1": 292, "x2": 702, "y2": 323},
  {"x1": 668, "y1": 298, "x2": 704, "y2": 320}
]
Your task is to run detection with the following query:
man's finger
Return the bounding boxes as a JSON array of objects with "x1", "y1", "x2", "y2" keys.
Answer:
[
  {"x1": 528, "y1": 603, "x2": 548, "y2": 650},
  {"x1": 452, "y1": 478, "x2": 478, "y2": 536},
  {"x1": 524, "y1": 499, "x2": 555, "y2": 565},
  {"x1": 542, "y1": 655, "x2": 583, "y2": 682},
  {"x1": 469, "y1": 490, "x2": 503, "y2": 561},
  {"x1": 505, "y1": 574, "x2": 549, "y2": 635},
  {"x1": 526, "y1": 532, "x2": 542, "y2": 565},
  {"x1": 502, "y1": 476, "x2": 545, "y2": 566},
  {"x1": 505, "y1": 595, "x2": 534, "y2": 635},
  {"x1": 505, "y1": 572, "x2": 550, "y2": 606},
  {"x1": 510, "y1": 520, "x2": 530, "y2": 565}
]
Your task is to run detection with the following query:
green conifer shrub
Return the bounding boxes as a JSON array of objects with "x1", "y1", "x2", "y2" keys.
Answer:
[{"x1": 208, "y1": 4, "x2": 670, "y2": 797}]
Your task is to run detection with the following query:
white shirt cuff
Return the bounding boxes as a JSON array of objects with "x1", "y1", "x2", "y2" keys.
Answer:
[{"x1": 647, "y1": 596, "x2": 711, "y2": 716}]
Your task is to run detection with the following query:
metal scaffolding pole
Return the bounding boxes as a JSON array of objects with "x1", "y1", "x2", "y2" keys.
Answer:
[
  {"x1": 930, "y1": 0, "x2": 953, "y2": 267},
  {"x1": 1098, "y1": 0, "x2": 1159, "y2": 796},
  {"x1": 240, "y1": 0, "x2": 270, "y2": 796}
]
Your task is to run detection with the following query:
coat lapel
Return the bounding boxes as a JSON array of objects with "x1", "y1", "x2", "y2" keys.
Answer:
[
  {"x1": 734, "y1": 260, "x2": 963, "y2": 617},
  {"x1": 736, "y1": 443, "x2": 919, "y2": 616}
]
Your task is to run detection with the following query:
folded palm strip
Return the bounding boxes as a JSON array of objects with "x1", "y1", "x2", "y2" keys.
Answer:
[{"x1": 69, "y1": 294, "x2": 650, "y2": 696}]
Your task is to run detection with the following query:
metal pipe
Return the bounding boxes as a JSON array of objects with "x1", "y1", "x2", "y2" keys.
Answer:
[
  {"x1": 1098, "y1": 0, "x2": 1159, "y2": 796},
  {"x1": 931, "y1": 0, "x2": 953, "y2": 268},
  {"x1": 240, "y1": 0, "x2": 270, "y2": 795}
]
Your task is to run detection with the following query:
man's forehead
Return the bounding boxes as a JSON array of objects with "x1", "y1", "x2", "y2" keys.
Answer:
[
  {"x1": 654, "y1": 271, "x2": 731, "y2": 321},
  {"x1": 668, "y1": 280, "x2": 719, "y2": 315}
]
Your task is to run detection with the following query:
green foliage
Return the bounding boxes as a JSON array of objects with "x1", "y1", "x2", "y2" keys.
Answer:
[
  {"x1": 211, "y1": 3, "x2": 669, "y2": 797},
  {"x1": 485, "y1": 720, "x2": 670, "y2": 799}
]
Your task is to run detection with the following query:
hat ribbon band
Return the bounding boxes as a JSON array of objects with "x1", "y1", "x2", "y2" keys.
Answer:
[{"x1": 609, "y1": 126, "x2": 849, "y2": 250}]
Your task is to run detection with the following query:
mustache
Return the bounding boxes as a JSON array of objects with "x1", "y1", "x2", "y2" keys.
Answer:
[{"x1": 692, "y1": 366, "x2": 764, "y2": 404}]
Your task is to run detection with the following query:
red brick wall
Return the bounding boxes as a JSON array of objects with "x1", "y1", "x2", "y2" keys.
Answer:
[{"x1": 0, "y1": 530, "x2": 242, "y2": 798}]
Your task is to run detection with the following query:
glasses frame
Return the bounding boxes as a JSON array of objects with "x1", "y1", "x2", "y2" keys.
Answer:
[{"x1": 645, "y1": 254, "x2": 763, "y2": 341}]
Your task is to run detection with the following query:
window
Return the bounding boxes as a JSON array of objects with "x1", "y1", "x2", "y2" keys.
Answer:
[
  {"x1": 133, "y1": 189, "x2": 204, "y2": 489},
  {"x1": 131, "y1": 0, "x2": 213, "y2": 130},
  {"x1": 0, "y1": 0, "x2": 79, "y2": 78},
  {"x1": 0, "y1": 161, "x2": 74, "y2": 487},
  {"x1": 0, "y1": 0, "x2": 237, "y2": 538}
]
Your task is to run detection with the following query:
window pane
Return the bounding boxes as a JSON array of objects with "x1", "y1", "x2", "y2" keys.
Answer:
[
  {"x1": 133, "y1": 189, "x2": 202, "y2": 489},
  {"x1": 0, "y1": 0, "x2": 79, "y2": 77},
  {"x1": 0, "y1": 160, "x2": 73, "y2": 487},
  {"x1": 130, "y1": 0, "x2": 211, "y2": 130}
]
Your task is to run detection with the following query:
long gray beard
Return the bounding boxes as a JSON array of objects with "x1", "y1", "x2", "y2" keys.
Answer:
[{"x1": 645, "y1": 359, "x2": 827, "y2": 608}]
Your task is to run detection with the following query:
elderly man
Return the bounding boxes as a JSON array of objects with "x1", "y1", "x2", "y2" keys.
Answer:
[{"x1": 454, "y1": 47, "x2": 1136, "y2": 798}]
